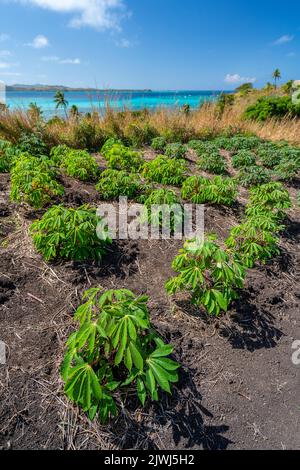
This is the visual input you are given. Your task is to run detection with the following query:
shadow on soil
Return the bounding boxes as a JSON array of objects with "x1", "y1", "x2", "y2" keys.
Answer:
[{"x1": 111, "y1": 369, "x2": 231, "y2": 450}]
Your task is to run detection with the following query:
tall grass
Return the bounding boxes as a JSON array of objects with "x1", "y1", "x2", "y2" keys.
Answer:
[{"x1": 1, "y1": 95, "x2": 300, "y2": 150}]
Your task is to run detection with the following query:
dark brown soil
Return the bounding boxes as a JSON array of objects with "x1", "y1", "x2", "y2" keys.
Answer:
[{"x1": 0, "y1": 156, "x2": 300, "y2": 450}]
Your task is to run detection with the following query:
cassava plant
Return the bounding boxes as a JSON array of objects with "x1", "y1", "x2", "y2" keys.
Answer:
[
  {"x1": 197, "y1": 151, "x2": 227, "y2": 175},
  {"x1": 102, "y1": 142, "x2": 144, "y2": 172},
  {"x1": 237, "y1": 165, "x2": 271, "y2": 187},
  {"x1": 140, "y1": 188, "x2": 182, "y2": 232},
  {"x1": 10, "y1": 154, "x2": 64, "y2": 208},
  {"x1": 151, "y1": 136, "x2": 167, "y2": 152},
  {"x1": 30, "y1": 204, "x2": 111, "y2": 261},
  {"x1": 225, "y1": 216, "x2": 281, "y2": 268},
  {"x1": 142, "y1": 155, "x2": 187, "y2": 186},
  {"x1": 165, "y1": 143, "x2": 187, "y2": 159},
  {"x1": 96, "y1": 169, "x2": 142, "y2": 200},
  {"x1": 181, "y1": 175, "x2": 237, "y2": 206},
  {"x1": 60, "y1": 149, "x2": 99, "y2": 181},
  {"x1": 165, "y1": 236, "x2": 245, "y2": 316},
  {"x1": 231, "y1": 150, "x2": 256, "y2": 169},
  {"x1": 245, "y1": 182, "x2": 291, "y2": 221},
  {"x1": 61, "y1": 288, "x2": 180, "y2": 423}
]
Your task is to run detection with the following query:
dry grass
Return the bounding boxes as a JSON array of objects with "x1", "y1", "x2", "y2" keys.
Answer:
[{"x1": 1, "y1": 91, "x2": 300, "y2": 148}]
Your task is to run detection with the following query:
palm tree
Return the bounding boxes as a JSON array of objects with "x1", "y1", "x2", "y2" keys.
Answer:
[
  {"x1": 272, "y1": 69, "x2": 281, "y2": 89},
  {"x1": 54, "y1": 90, "x2": 69, "y2": 118},
  {"x1": 69, "y1": 104, "x2": 79, "y2": 118}
]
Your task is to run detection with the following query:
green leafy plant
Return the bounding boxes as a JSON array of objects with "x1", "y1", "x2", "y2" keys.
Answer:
[
  {"x1": 256, "y1": 145, "x2": 282, "y2": 168},
  {"x1": 30, "y1": 204, "x2": 111, "y2": 261},
  {"x1": 101, "y1": 137, "x2": 123, "y2": 156},
  {"x1": 225, "y1": 216, "x2": 281, "y2": 268},
  {"x1": 214, "y1": 135, "x2": 261, "y2": 151},
  {"x1": 61, "y1": 288, "x2": 180, "y2": 423},
  {"x1": 237, "y1": 165, "x2": 271, "y2": 187},
  {"x1": 245, "y1": 182, "x2": 291, "y2": 221},
  {"x1": 231, "y1": 150, "x2": 256, "y2": 169},
  {"x1": 16, "y1": 132, "x2": 48, "y2": 157},
  {"x1": 124, "y1": 122, "x2": 156, "y2": 147},
  {"x1": 140, "y1": 188, "x2": 182, "y2": 231},
  {"x1": 165, "y1": 143, "x2": 187, "y2": 159},
  {"x1": 10, "y1": 155, "x2": 64, "y2": 208},
  {"x1": 181, "y1": 175, "x2": 237, "y2": 206},
  {"x1": 197, "y1": 151, "x2": 227, "y2": 174},
  {"x1": 60, "y1": 149, "x2": 99, "y2": 181},
  {"x1": 96, "y1": 169, "x2": 142, "y2": 200},
  {"x1": 165, "y1": 236, "x2": 245, "y2": 316},
  {"x1": 142, "y1": 155, "x2": 187, "y2": 185},
  {"x1": 102, "y1": 143, "x2": 144, "y2": 172},
  {"x1": 244, "y1": 96, "x2": 300, "y2": 121},
  {"x1": 49, "y1": 144, "x2": 71, "y2": 165},
  {"x1": 151, "y1": 136, "x2": 167, "y2": 152},
  {"x1": 0, "y1": 139, "x2": 13, "y2": 172},
  {"x1": 273, "y1": 159, "x2": 300, "y2": 181},
  {"x1": 188, "y1": 140, "x2": 218, "y2": 154}
]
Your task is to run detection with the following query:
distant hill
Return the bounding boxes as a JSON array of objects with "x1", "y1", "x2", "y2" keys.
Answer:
[{"x1": 6, "y1": 84, "x2": 152, "y2": 93}]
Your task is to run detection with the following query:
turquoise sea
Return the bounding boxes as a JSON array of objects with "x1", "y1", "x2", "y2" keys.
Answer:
[{"x1": 5, "y1": 90, "x2": 224, "y2": 116}]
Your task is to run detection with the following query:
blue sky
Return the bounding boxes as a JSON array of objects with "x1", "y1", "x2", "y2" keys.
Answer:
[{"x1": 0, "y1": 0, "x2": 299, "y2": 89}]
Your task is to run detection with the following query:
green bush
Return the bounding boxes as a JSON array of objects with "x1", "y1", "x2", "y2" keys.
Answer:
[
  {"x1": 49, "y1": 144, "x2": 71, "y2": 165},
  {"x1": 151, "y1": 136, "x2": 167, "y2": 152},
  {"x1": 165, "y1": 236, "x2": 245, "y2": 316},
  {"x1": 256, "y1": 146, "x2": 282, "y2": 168},
  {"x1": 103, "y1": 143, "x2": 144, "y2": 172},
  {"x1": 10, "y1": 155, "x2": 64, "y2": 208},
  {"x1": 101, "y1": 137, "x2": 123, "y2": 156},
  {"x1": 188, "y1": 140, "x2": 218, "y2": 154},
  {"x1": 244, "y1": 96, "x2": 300, "y2": 121},
  {"x1": 165, "y1": 143, "x2": 187, "y2": 159},
  {"x1": 245, "y1": 182, "x2": 291, "y2": 221},
  {"x1": 197, "y1": 151, "x2": 227, "y2": 175},
  {"x1": 214, "y1": 135, "x2": 262, "y2": 151},
  {"x1": 0, "y1": 140, "x2": 13, "y2": 172},
  {"x1": 141, "y1": 188, "x2": 182, "y2": 231},
  {"x1": 30, "y1": 204, "x2": 111, "y2": 261},
  {"x1": 96, "y1": 169, "x2": 142, "y2": 200},
  {"x1": 142, "y1": 155, "x2": 187, "y2": 185},
  {"x1": 61, "y1": 288, "x2": 179, "y2": 423},
  {"x1": 72, "y1": 119, "x2": 105, "y2": 151},
  {"x1": 61, "y1": 149, "x2": 99, "y2": 181},
  {"x1": 124, "y1": 122, "x2": 156, "y2": 147},
  {"x1": 225, "y1": 216, "x2": 280, "y2": 268},
  {"x1": 181, "y1": 175, "x2": 237, "y2": 206},
  {"x1": 231, "y1": 150, "x2": 256, "y2": 169},
  {"x1": 273, "y1": 158, "x2": 300, "y2": 181},
  {"x1": 237, "y1": 165, "x2": 271, "y2": 187},
  {"x1": 16, "y1": 132, "x2": 48, "y2": 157}
]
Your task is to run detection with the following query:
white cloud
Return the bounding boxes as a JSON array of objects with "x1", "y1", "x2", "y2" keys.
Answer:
[
  {"x1": 0, "y1": 33, "x2": 10, "y2": 42},
  {"x1": 115, "y1": 38, "x2": 134, "y2": 48},
  {"x1": 13, "y1": 0, "x2": 127, "y2": 31},
  {"x1": 273, "y1": 35, "x2": 294, "y2": 45},
  {"x1": 26, "y1": 34, "x2": 49, "y2": 48},
  {"x1": 41, "y1": 55, "x2": 81, "y2": 64},
  {"x1": 0, "y1": 61, "x2": 13, "y2": 69},
  {"x1": 59, "y1": 58, "x2": 80, "y2": 64},
  {"x1": 224, "y1": 74, "x2": 256, "y2": 84},
  {"x1": 0, "y1": 50, "x2": 11, "y2": 57},
  {"x1": 0, "y1": 71, "x2": 22, "y2": 76},
  {"x1": 41, "y1": 55, "x2": 59, "y2": 61}
]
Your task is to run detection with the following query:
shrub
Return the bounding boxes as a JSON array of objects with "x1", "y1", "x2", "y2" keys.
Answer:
[
  {"x1": 165, "y1": 236, "x2": 245, "y2": 316},
  {"x1": 30, "y1": 204, "x2": 111, "y2": 261},
  {"x1": 273, "y1": 159, "x2": 300, "y2": 181},
  {"x1": 124, "y1": 122, "x2": 156, "y2": 147},
  {"x1": 165, "y1": 143, "x2": 187, "y2": 159},
  {"x1": 10, "y1": 155, "x2": 64, "y2": 208},
  {"x1": 225, "y1": 217, "x2": 280, "y2": 268},
  {"x1": 101, "y1": 137, "x2": 123, "y2": 156},
  {"x1": 244, "y1": 96, "x2": 300, "y2": 121},
  {"x1": 16, "y1": 132, "x2": 48, "y2": 157},
  {"x1": 141, "y1": 188, "x2": 182, "y2": 231},
  {"x1": 72, "y1": 119, "x2": 105, "y2": 151},
  {"x1": 103, "y1": 143, "x2": 144, "y2": 172},
  {"x1": 151, "y1": 136, "x2": 167, "y2": 152},
  {"x1": 245, "y1": 182, "x2": 291, "y2": 221},
  {"x1": 231, "y1": 150, "x2": 256, "y2": 169},
  {"x1": 49, "y1": 144, "x2": 71, "y2": 165},
  {"x1": 61, "y1": 149, "x2": 99, "y2": 181},
  {"x1": 96, "y1": 169, "x2": 142, "y2": 200},
  {"x1": 181, "y1": 175, "x2": 237, "y2": 206},
  {"x1": 61, "y1": 288, "x2": 180, "y2": 423},
  {"x1": 188, "y1": 140, "x2": 218, "y2": 154},
  {"x1": 197, "y1": 151, "x2": 227, "y2": 175},
  {"x1": 142, "y1": 155, "x2": 187, "y2": 186},
  {"x1": 214, "y1": 135, "x2": 262, "y2": 151},
  {"x1": 0, "y1": 139, "x2": 12, "y2": 172},
  {"x1": 256, "y1": 146, "x2": 282, "y2": 168},
  {"x1": 237, "y1": 165, "x2": 271, "y2": 187}
]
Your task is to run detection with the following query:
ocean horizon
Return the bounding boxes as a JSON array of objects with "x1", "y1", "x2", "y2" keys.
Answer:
[{"x1": 4, "y1": 89, "x2": 227, "y2": 116}]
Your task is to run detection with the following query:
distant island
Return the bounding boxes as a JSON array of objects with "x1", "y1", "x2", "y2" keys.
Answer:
[{"x1": 6, "y1": 84, "x2": 153, "y2": 93}]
